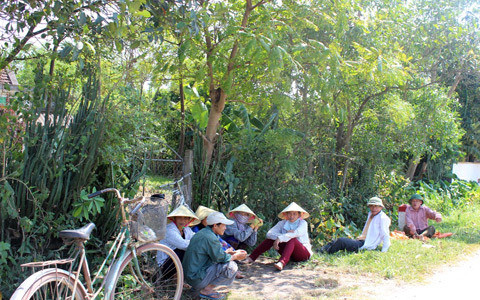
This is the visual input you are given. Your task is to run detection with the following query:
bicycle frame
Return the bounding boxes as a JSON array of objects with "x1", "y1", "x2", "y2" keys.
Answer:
[
  {"x1": 13, "y1": 186, "x2": 184, "y2": 300},
  {"x1": 63, "y1": 191, "x2": 153, "y2": 299}
]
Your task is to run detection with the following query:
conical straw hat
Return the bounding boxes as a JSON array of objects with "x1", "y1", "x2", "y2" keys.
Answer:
[
  {"x1": 191, "y1": 205, "x2": 217, "y2": 226},
  {"x1": 278, "y1": 202, "x2": 310, "y2": 219},
  {"x1": 167, "y1": 204, "x2": 199, "y2": 226},
  {"x1": 228, "y1": 204, "x2": 257, "y2": 221}
]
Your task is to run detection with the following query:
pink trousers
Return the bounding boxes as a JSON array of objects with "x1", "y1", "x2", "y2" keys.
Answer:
[{"x1": 249, "y1": 238, "x2": 310, "y2": 265}]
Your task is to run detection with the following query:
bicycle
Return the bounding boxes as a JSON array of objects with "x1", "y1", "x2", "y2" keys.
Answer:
[{"x1": 10, "y1": 188, "x2": 184, "y2": 300}]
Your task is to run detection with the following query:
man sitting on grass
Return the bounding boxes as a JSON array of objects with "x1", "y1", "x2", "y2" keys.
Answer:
[
  {"x1": 404, "y1": 194, "x2": 442, "y2": 239},
  {"x1": 183, "y1": 212, "x2": 248, "y2": 300},
  {"x1": 321, "y1": 197, "x2": 391, "y2": 254}
]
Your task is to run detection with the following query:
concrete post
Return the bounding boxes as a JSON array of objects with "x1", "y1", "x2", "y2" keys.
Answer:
[{"x1": 183, "y1": 149, "x2": 193, "y2": 206}]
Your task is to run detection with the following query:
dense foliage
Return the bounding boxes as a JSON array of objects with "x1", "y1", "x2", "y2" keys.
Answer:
[{"x1": 1, "y1": 0, "x2": 479, "y2": 297}]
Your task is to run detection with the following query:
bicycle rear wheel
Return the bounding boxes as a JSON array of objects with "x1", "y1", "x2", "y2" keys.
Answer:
[
  {"x1": 10, "y1": 268, "x2": 87, "y2": 300},
  {"x1": 112, "y1": 243, "x2": 183, "y2": 300}
]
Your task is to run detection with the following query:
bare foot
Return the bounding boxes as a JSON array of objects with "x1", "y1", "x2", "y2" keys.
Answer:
[{"x1": 244, "y1": 256, "x2": 254, "y2": 264}]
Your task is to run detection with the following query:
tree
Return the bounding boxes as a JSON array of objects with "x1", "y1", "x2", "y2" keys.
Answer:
[{"x1": 0, "y1": 0, "x2": 117, "y2": 71}]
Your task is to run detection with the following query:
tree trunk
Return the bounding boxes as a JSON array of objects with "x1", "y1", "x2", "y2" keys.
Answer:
[
  {"x1": 406, "y1": 159, "x2": 418, "y2": 181},
  {"x1": 448, "y1": 70, "x2": 463, "y2": 98},
  {"x1": 204, "y1": 88, "x2": 227, "y2": 166},
  {"x1": 202, "y1": 0, "x2": 262, "y2": 167},
  {"x1": 178, "y1": 75, "x2": 186, "y2": 159}
]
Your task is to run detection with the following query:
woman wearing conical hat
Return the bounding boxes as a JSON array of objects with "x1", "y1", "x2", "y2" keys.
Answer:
[
  {"x1": 157, "y1": 204, "x2": 199, "y2": 277},
  {"x1": 246, "y1": 202, "x2": 312, "y2": 271},
  {"x1": 223, "y1": 204, "x2": 263, "y2": 250}
]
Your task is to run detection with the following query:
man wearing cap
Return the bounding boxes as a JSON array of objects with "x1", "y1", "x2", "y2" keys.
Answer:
[
  {"x1": 322, "y1": 197, "x2": 391, "y2": 254},
  {"x1": 404, "y1": 194, "x2": 442, "y2": 239},
  {"x1": 192, "y1": 205, "x2": 233, "y2": 252},
  {"x1": 183, "y1": 212, "x2": 248, "y2": 299}
]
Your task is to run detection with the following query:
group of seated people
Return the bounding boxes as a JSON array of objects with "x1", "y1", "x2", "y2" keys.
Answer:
[{"x1": 158, "y1": 194, "x2": 441, "y2": 299}]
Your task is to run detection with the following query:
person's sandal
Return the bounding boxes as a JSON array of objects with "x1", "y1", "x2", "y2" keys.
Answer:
[
  {"x1": 274, "y1": 261, "x2": 284, "y2": 271},
  {"x1": 235, "y1": 271, "x2": 245, "y2": 279}
]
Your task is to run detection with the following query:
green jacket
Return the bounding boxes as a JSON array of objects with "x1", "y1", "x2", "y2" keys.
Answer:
[{"x1": 183, "y1": 226, "x2": 232, "y2": 287}]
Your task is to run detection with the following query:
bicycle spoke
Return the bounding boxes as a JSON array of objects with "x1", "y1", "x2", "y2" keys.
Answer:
[
  {"x1": 113, "y1": 244, "x2": 183, "y2": 300},
  {"x1": 12, "y1": 269, "x2": 86, "y2": 300}
]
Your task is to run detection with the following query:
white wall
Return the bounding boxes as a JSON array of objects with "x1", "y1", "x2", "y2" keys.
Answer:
[{"x1": 452, "y1": 162, "x2": 480, "y2": 182}]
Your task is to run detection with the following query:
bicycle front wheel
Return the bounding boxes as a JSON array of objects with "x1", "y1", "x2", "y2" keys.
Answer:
[
  {"x1": 10, "y1": 268, "x2": 87, "y2": 300},
  {"x1": 112, "y1": 243, "x2": 183, "y2": 300}
]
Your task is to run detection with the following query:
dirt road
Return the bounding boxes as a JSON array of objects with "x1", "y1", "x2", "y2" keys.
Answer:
[
  {"x1": 218, "y1": 249, "x2": 480, "y2": 300},
  {"x1": 374, "y1": 249, "x2": 480, "y2": 300}
]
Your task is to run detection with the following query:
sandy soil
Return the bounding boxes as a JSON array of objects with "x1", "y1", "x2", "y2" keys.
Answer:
[
  {"x1": 372, "y1": 249, "x2": 480, "y2": 300},
  {"x1": 200, "y1": 248, "x2": 480, "y2": 300},
  {"x1": 216, "y1": 256, "x2": 386, "y2": 300}
]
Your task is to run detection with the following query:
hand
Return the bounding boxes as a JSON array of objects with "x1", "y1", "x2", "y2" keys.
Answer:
[
  {"x1": 250, "y1": 218, "x2": 264, "y2": 228},
  {"x1": 273, "y1": 238, "x2": 280, "y2": 250},
  {"x1": 257, "y1": 218, "x2": 264, "y2": 227},
  {"x1": 435, "y1": 217, "x2": 442, "y2": 223},
  {"x1": 225, "y1": 247, "x2": 235, "y2": 254},
  {"x1": 233, "y1": 250, "x2": 248, "y2": 260}
]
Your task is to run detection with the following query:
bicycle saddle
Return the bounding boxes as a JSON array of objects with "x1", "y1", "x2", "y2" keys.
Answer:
[{"x1": 59, "y1": 223, "x2": 96, "y2": 240}]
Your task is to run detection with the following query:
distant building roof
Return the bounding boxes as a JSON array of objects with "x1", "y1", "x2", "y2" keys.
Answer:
[
  {"x1": 0, "y1": 69, "x2": 19, "y2": 106},
  {"x1": 0, "y1": 69, "x2": 19, "y2": 87}
]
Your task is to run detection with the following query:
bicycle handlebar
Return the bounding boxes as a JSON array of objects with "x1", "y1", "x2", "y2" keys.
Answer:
[
  {"x1": 88, "y1": 174, "x2": 189, "y2": 219},
  {"x1": 155, "y1": 173, "x2": 191, "y2": 189},
  {"x1": 129, "y1": 197, "x2": 146, "y2": 216},
  {"x1": 88, "y1": 188, "x2": 122, "y2": 200}
]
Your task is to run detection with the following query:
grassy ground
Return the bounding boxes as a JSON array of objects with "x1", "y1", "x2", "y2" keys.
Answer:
[
  {"x1": 306, "y1": 200, "x2": 480, "y2": 282},
  {"x1": 138, "y1": 174, "x2": 173, "y2": 196}
]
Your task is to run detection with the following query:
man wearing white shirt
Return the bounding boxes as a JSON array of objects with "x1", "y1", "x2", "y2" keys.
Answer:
[{"x1": 321, "y1": 197, "x2": 391, "y2": 254}]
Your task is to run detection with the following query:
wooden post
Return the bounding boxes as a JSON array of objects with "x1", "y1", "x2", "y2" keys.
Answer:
[{"x1": 183, "y1": 149, "x2": 193, "y2": 206}]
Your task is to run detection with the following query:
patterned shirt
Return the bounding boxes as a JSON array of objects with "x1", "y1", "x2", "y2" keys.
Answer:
[{"x1": 405, "y1": 205, "x2": 442, "y2": 232}]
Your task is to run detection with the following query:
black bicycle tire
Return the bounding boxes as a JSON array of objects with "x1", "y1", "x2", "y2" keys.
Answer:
[
  {"x1": 10, "y1": 268, "x2": 88, "y2": 300},
  {"x1": 111, "y1": 243, "x2": 183, "y2": 300}
]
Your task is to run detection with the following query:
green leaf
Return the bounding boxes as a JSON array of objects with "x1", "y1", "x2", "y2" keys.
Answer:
[
  {"x1": 191, "y1": 101, "x2": 209, "y2": 129},
  {"x1": 57, "y1": 24, "x2": 65, "y2": 36},
  {"x1": 250, "y1": 117, "x2": 264, "y2": 130},
  {"x1": 134, "y1": 10, "x2": 151, "y2": 18},
  {"x1": 73, "y1": 206, "x2": 83, "y2": 218},
  {"x1": 178, "y1": 41, "x2": 189, "y2": 62},
  {"x1": 131, "y1": 40, "x2": 141, "y2": 49},
  {"x1": 377, "y1": 55, "x2": 383, "y2": 72},
  {"x1": 115, "y1": 39, "x2": 123, "y2": 52},
  {"x1": 259, "y1": 113, "x2": 277, "y2": 136},
  {"x1": 258, "y1": 37, "x2": 270, "y2": 51},
  {"x1": 79, "y1": 12, "x2": 87, "y2": 26}
]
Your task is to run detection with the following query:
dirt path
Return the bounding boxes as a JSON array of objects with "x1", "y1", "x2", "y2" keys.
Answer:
[
  {"x1": 373, "y1": 249, "x2": 480, "y2": 299},
  {"x1": 218, "y1": 256, "x2": 381, "y2": 300},
  {"x1": 216, "y1": 249, "x2": 480, "y2": 300}
]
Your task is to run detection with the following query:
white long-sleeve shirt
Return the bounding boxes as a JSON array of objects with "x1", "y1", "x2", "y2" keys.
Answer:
[
  {"x1": 266, "y1": 219, "x2": 312, "y2": 257},
  {"x1": 157, "y1": 222, "x2": 195, "y2": 264},
  {"x1": 359, "y1": 211, "x2": 391, "y2": 252}
]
